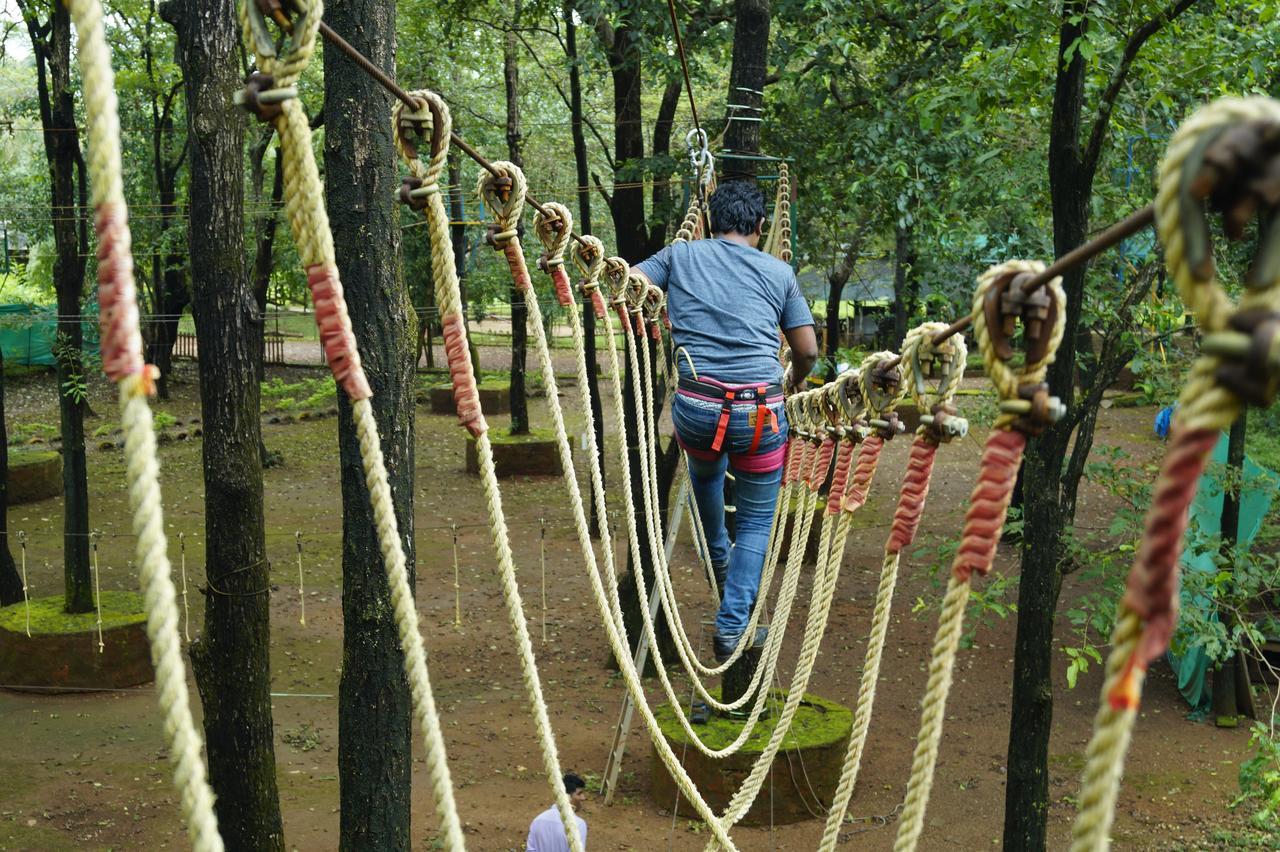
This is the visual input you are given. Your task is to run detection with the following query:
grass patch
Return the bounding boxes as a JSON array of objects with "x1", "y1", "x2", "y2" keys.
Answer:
[
  {"x1": 9, "y1": 448, "x2": 59, "y2": 466},
  {"x1": 9, "y1": 421, "x2": 56, "y2": 445},
  {"x1": 261, "y1": 376, "x2": 337, "y2": 413},
  {"x1": 0, "y1": 590, "x2": 146, "y2": 635},
  {"x1": 653, "y1": 689, "x2": 851, "y2": 751}
]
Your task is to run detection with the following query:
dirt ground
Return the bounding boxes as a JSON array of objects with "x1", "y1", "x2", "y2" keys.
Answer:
[{"x1": 0, "y1": 359, "x2": 1264, "y2": 850}]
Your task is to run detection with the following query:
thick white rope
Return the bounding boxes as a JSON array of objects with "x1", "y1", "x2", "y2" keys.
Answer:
[{"x1": 69, "y1": 0, "x2": 221, "y2": 844}]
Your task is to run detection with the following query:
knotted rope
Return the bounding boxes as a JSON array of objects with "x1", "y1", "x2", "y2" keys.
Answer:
[
  {"x1": 72, "y1": 0, "x2": 221, "y2": 844},
  {"x1": 895, "y1": 260, "x2": 1065, "y2": 852},
  {"x1": 819, "y1": 325, "x2": 967, "y2": 851},
  {"x1": 1072, "y1": 96, "x2": 1280, "y2": 852},
  {"x1": 235, "y1": 12, "x2": 463, "y2": 834}
]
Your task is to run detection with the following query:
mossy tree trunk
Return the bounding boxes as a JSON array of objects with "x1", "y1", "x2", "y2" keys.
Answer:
[
  {"x1": 163, "y1": 0, "x2": 284, "y2": 845},
  {"x1": 0, "y1": 347, "x2": 21, "y2": 606},
  {"x1": 323, "y1": 0, "x2": 415, "y2": 844},
  {"x1": 721, "y1": 0, "x2": 770, "y2": 181},
  {"x1": 22, "y1": 0, "x2": 93, "y2": 614}
]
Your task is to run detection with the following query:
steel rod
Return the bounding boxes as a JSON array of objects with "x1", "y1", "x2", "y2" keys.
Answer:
[
  {"x1": 317, "y1": 21, "x2": 587, "y2": 244},
  {"x1": 882, "y1": 203, "x2": 1156, "y2": 370}
]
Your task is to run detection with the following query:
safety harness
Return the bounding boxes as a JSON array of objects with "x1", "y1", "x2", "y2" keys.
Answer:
[{"x1": 676, "y1": 375, "x2": 782, "y2": 456}]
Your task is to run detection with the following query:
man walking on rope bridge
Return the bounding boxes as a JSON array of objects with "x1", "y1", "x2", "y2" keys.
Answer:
[
  {"x1": 634, "y1": 180, "x2": 816, "y2": 663},
  {"x1": 526, "y1": 772, "x2": 588, "y2": 851}
]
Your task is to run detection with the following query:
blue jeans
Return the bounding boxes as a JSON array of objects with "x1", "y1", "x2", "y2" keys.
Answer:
[{"x1": 672, "y1": 392, "x2": 788, "y2": 643}]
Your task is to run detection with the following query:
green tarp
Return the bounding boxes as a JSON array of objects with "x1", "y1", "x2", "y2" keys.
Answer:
[
  {"x1": 1167, "y1": 432, "x2": 1277, "y2": 717},
  {"x1": 0, "y1": 304, "x2": 100, "y2": 367}
]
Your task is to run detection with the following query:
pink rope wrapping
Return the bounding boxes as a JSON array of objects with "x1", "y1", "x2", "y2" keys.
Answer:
[
  {"x1": 1109, "y1": 425, "x2": 1217, "y2": 710},
  {"x1": 588, "y1": 288, "x2": 606, "y2": 320},
  {"x1": 95, "y1": 202, "x2": 145, "y2": 382},
  {"x1": 826, "y1": 440, "x2": 855, "y2": 515},
  {"x1": 950, "y1": 428, "x2": 1025, "y2": 583},
  {"x1": 809, "y1": 438, "x2": 835, "y2": 491},
  {"x1": 549, "y1": 265, "x2": 574, "y2": 307},
  {"x1": 888, "y1": 437, "x2": 939, "y2": 553},
  {"x1": 842, "y1": 435, "x2": 885, "y2": 514},
  {"x1": 441, "y1": 311, "x2": 487, "y2": 437},
  {"x1": 306, "y1": 264, "x2": 372, "y2": 401},
  {"x1": 500, "y1": 242, "x2": 533, "y2": 294},
  {"x1": 781, "y1": 438, "x2": 802, "y2": 486}
]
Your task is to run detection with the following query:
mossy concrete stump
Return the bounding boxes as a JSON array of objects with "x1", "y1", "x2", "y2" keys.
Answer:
[
  {"x1": 429, "y1": 384, "x2": 510, "y2": 416},
  {"x1": 465, "y1": 428, "x2": 563, "y2": 477},
  {"x1": 9, "y1": 449, "x2": 62, "y2": 504},
  {"x1": 651, "y1": 690, "x2": 853, "y2": 826},
  {"x1": 0, "y1": 591, "x2": 154, "y2": 692}
]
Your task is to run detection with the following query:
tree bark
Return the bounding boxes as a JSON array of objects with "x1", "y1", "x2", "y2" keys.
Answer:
[
  {"x1": 566, "y1": 0, "x2": 605, "y2": 537},
  {"x1": 825, "y1": 238, "x2": 861, "y2": 379},
  {"x1": 722, "y1": 0, "x2": 770, "y2": 180},
  {"x1": 322, "y1": 0, "x2": 416, "y2": 844},
  {"x1": 0, "y1": 346, "x2": 21, "y2": 606},
  {"x1": 1004, "y1": 3, "x2": 1198, "y2": 847},
  {"x1": 504, "y1": 1, "x2": 529, "y2": 434},
  {"x1": 599, "y1": 19, "x2": 648, "y2": 261},
  {"x1": 163, "y1": 0, "x2": 284, "y2": 845},
  {"x1": 24, "y1": 0, "x2": 92, "y2": 613},
  {"x1": 891, "y1": 217, "x2": 916, "y2": 346}
]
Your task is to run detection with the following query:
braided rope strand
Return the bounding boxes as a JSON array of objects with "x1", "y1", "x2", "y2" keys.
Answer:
[{"x1": 69, "y1": 0, "x2": 219, "y2": 845}]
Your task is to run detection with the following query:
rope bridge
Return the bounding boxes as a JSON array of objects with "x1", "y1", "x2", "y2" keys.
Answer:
[{"x1": 61, "y1": 0, "x2": 1280, "y2": 844}]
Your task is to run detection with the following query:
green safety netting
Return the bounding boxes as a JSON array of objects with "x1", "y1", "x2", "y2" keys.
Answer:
[
  {"x1": 1167, "y1": 432, "x2": 1278, "y2": 717},
  {"x1": 0, "y1": 304, "x2": 100, "y2": 367}
]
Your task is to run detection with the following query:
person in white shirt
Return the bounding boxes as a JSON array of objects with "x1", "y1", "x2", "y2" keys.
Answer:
[{"x1": 526, "y1": 772, "x2": 588, "y2": 851}]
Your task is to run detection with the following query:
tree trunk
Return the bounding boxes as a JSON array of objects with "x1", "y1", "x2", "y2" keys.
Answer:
[
  {"x1": 163, "y1": 0, "x2": 284, "y2": 845},
  {"x1": 601, "y1": 21, "x2": 648, "y2": 262},
  {"x1": 448, "y1": 149, "x2": 481, "y2": 377},
  {"x1": 0, "y1": 346, "x2": 21, "y2": 606},
  {"x1": 26, "y1": 0, "x2": 92, "y2": 613},
  {"x1": 322, "y1": 0, "x2": 415, "y2": 843},
  {"x1": 825, "y1": 239, "x2": 860, "y2": 380},
  {"x1": 722, "y1": 0, "x2": 770, "y2": 180},
  {"x1": 566, "y1": 0, "x2": 605, "y2": 537},
  {"x1": 504, "y1": 2, "x2": 529, "y2": 435},
  {"x1": 891, "y1": 218, "x2": 916, "y2": 347}
]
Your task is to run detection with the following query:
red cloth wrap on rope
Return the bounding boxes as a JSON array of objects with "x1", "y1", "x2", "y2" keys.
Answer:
[
  {"x1": 500, "y1": 241, "x2": 533, "y2": 294},
  {"x1": 615, "y1": 304, "x2": 632, "y2": 334},
  {"x1": 809, "y1": 438, "x2": 835, "y2": 491},
  {"x1": 786, "y1": 439, "x2": 814, "y2": 486},
  {"x1": 649, "y1": 320, "x2": 661, "y2": 341},
  {"x1": 842, "y1": 435, "x2": 885, "y2": 514},
  {"x1": 826, "y1": 439, "x2": 856, "y2": 515},
  {"x1": 780, "y1": 438, "x2": 800, "y2": 485},
  {"x1": 441, "y1": 311, "x2": 487, "y2": 437},
  {"x1": 950, "y1": 428, "x2": 1025, "y2": 582},
  {"x1": 95, "y1": 202, "x2": 145, "y2": 381},
  {"x1": 306, "y1": 264, "x2": 372, "y2": 401},
  {"x1": 888, "y1": 437, "x2": 939, "y2": 553},
  {"x1": 1108, "y1": 425, "x2": 1217, "y2": 711},
  {"x1": 549, "y1": 265, "x2": 574, "y2": 308},
  {"x1": 588, "y1": 288, "x2": 606, "y2": 320}
]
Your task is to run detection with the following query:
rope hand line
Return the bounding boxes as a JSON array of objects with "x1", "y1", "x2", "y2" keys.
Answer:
[
  {"x1": 1071, "y1": 96, "x2": 1280, "y2": 852},
  {"x1": 68, "y1": 0, "x2": 222, "y2": 846},
  {"x1": 819, "y1": 323, "x2": 968, "y2": 851},
  {"x1": 236, "y1": 8, "x2": 464, "y2": 842},
  {"x1": 894, "y1": 259, "x2": 1066, "y2": 852},
  {"x1": 393, "y1": 97, "x2": 577, "y2": 851}
]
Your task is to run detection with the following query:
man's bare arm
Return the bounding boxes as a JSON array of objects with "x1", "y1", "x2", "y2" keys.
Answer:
[{"x1": 782, "y1": 324, "x2": 818, "y2": 393}]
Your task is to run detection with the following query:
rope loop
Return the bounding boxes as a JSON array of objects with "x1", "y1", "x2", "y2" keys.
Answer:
[
  {"x1": 1157, "y1": 96, "x2": 1280, "y2": 408},
  {"x1": 970, "y1": 259, "x2": 1066, "y2": 433},
  {"x1": 858, "y1": 351, "x2": 906, "y2": 440},
  {"x1": 572, "y1": 235, "x2": 607, "y2": 319},
  {"x1": 533, "y1": 201, "x2": 574, "y2": 269},
  {"x1": 391, "y1": 90, "x2": 446, "y2": 188},
  {"x1": 476, "y1": 160, "x2": 528, "y2": 248},
  {"x1": 901, "y1": 321, "x2": 969, "y2": 443},
  {"x1": 834, "y1": 368, "x2": 867, "y2": 427},
  {"x1": 237, "y1": 0, "x2": 320, "y2": 85}
]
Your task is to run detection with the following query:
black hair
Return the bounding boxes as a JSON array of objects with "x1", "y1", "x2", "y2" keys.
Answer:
[
  {"x1": 708, "y1": 180, "x2": 766, "y2": 236},
  {"x1": 563, "y1": 772, "x2": 586, "y2": 795}
]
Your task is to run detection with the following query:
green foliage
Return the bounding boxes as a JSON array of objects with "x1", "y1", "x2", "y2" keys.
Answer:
[
  {"x1": 260, "y1": 377, "x2": 337, "y2": 413},
  {"x1": 910, "y1": 528, "x2": 1019, "y2": 649},
  {"x1": 153, "y1": 411, "x2": 177, "y2": 431},
  {"x1": 9, "y1": 421, "x2": 57, "y2": 445},
  {"x1": 1233, "y1": 724, "x2": 1280, "y2": 836}
]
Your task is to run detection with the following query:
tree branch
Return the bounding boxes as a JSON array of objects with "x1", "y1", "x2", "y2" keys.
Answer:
[
  {"x1": 1082, "y1": 0, "x2": 1203, "y2": 175},
  {"x1": 591, "y1": 171, "x2": 612, "y2": 207}
]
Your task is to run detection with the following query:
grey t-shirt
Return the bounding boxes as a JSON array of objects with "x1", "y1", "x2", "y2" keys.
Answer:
[{"x1": 634, "y1": 238, "x2": 813, "y2": 385}]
